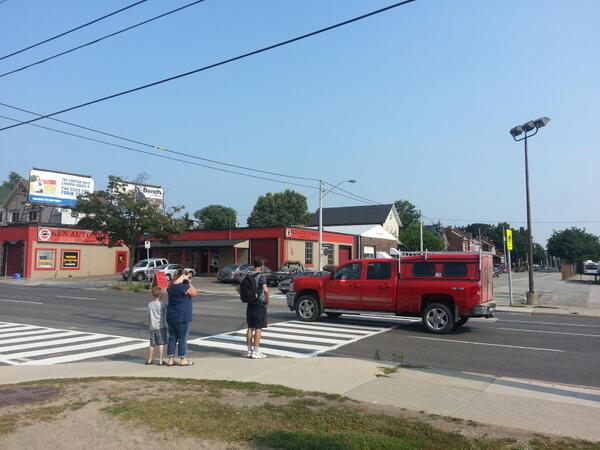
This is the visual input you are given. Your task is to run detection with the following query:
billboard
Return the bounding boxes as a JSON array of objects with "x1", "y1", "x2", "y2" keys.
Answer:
[
  {"x1": 120, "y1": 182, "x2": 164, "y2": 208},
  {"x1": 28, "y1": 168, "x2": 94, "y2": 207}
]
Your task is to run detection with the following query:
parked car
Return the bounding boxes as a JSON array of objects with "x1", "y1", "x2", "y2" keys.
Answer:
[
  {"x1": 217, "y1": 264, "x2": 242, "y2": 283},
  {"x1": 266, "y1": 261, "x2": 307, "y2": 287},
  {"x1": 122, "y1": 258, "x2": 168, "y2": 281},
  {"x1": 149, "y1": 264, "x2": 196, "y2": 282},
  {"x1": 278, "y1": 271, "x2": 329, "y2": 294},
  {"x1": 232, "y1": 264, "x2": 273, "y2": 283},
  {"x1": 287, "y1": 252, "x2": 495, "y2": 334}
]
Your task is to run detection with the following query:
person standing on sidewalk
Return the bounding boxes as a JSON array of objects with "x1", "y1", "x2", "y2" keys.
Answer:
[
  {"x1": 243, "y1": 256, "x2": 269, "y2": 359},
  {"x1": 146, "y1": 286, "x2": 167, "y2": 365},
  {"x1": 166, "y1": 269, "x2": 198, "y2": 366}
]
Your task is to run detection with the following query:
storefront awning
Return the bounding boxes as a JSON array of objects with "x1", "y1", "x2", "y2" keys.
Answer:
[{"x1": 138, "y1": 239, "x2": 249, "y2": 249}]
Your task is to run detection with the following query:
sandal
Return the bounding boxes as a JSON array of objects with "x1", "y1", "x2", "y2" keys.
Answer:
[
  {"x1": 179, "y1": 360, "x2": 194, "y2": 367},
  {"x1": 145, "y1": 361, "x2": 153, "y2": 365},
  {"x1": 166, "y1": 360, "x2": 179, "y2": 367},
  {"x1": 158, "y1": 360, "x2": 168, "y2": 366}
]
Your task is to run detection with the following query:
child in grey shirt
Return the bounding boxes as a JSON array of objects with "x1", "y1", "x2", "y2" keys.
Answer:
[{"x1": 146, "y1": 286, "x2": 167, "y2": 365}]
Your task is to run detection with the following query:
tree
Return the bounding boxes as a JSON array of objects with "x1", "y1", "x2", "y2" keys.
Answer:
[
  {"x1": 194, "y1": 205, "x2": 237, "y2": 230},
  {"x1": 399, "y1": 222, "x2": 445, "y2": 251},
  {"x1": 533, "y1": 243, "x2": 546, "y2": 266},
  {"x1": 247, "y1": 190, "x2": 309, "y2": 227},
  {"x1": 73, "y1": 176, "x2": 186, "y2": 284},
  {"x1": 2, "y1": 171, "x2": 24, "y2": 190},
  {"x1": 547, "y1": 227, "x2": 600, "y2": 263},
  {"x1": 394, "y1": 199, "x2": 420, "y2": 228}
]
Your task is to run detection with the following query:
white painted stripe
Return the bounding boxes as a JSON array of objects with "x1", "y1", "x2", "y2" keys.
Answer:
[
  {"x1": 191, "y1": 340, "x2": 312, "y2": 358},
  {"x1": 0, "y1": 329, "x2": 56, "y2": 339},
  {"x1": 0, "y1": 331, "x2": 82, "y2": 345},
  {"x1": 21, "y1": 341, "x2": 149, "y2": 365},
  {"x1": 0, "y1": 298, "x2": 44, "y2": 305},
  {"x1": 0, "y1": 323, "x2": 20, "y2": 329},
  {"x1": 498, "y1": 319, "x2": 600, "y2": 329},
  {"x1": 497, "y1": 327, "x2": 600, "y2": 338},
  {"x1": 0, "y1": 337, "x2": 140, "y2": 359},
  {"x1": 404, "y1": 335, "x2": 564, "y2": 352},
  {"x1": 0, "y1": 325, "x2": 39, "y2": 334},
  {"x1": 55, "y1": 295, "x2": 97, "y2": 300},
  {"x1": 277, "y1": 322, "x2": 384, "y2": 334},
  {"x1": 257, "y1": 331, "x2": 348, "y2": 344},
  {"x1": 265, "y1": 326, "x2": 367, "y2": 339},
  {"x1": 0, "y1": 334, "x2": 109, "y2": 352},
  {"x1": 215, "y1": 334, "x2": 328, "y2": 352}
]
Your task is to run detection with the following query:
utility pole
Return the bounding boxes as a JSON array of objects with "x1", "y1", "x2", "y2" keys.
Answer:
[
  {"x1": 318, "y1": 179, "x2": 324, "y2": 270},
  {"x1": 419, "y1": 210, "x2": 423, "y2": 252}
]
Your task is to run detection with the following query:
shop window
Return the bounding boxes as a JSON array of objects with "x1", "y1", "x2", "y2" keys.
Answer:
[
  {"x1": 367, "y1": 262, "x2": 392, "y2": 280},
  {"x1": 305, "y1": 242, "x2": 313, "y2": 265},
  {"x1": 0, "y1": 210, "x2": 3, "y2": 223},
  {"x1": 28, "y1": 210, "x2": 38, "y2": 222},
  {"x1": 412, "y1": 262, "x2": 436, "y2": 277},
  {"x1": 36, "y1": 249, "x2": 56, "y2": 270},
  {"x1": 10, "y1": 210, "x2": 19, "y2": 222},
  {"x1": 323, "y1": 243, "x2": 334, "y2": 265},
  {"x1": 363, "y1": 245, "x2": 375, "y2": 258}
]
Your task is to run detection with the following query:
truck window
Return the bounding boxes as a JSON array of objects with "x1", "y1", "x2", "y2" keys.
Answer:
[
  {"x1": 412, "y1": 262, "x2": 435, "y2": 277},
  {"x1": 334, "y1": 263, "x2": 362, "y2": 280},
  {"x1": 442, "y1": 262, "x2": 467, "y2": 277},
  {"x1": 366, "y1": 262, "x2": 391, "y2": 280}
]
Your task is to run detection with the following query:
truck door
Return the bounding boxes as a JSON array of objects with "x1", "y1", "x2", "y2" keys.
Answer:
[
  {"x1": 361, "y1": 261, "x2": 395, "y2": 311},
  {"x1": 325, "y1": 262, "x2": 362, "y2": 309}
]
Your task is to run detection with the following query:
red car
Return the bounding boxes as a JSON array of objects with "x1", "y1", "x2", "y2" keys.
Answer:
[{"x1": 286, "y1": 252, "x2": 495, "y2": 334}]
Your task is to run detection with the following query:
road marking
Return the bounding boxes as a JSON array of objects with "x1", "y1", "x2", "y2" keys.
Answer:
[
  {"x1": 0, "y1": 298, "x2": 44, "y2": 305},
  {"x1": 55, "y1": 295, "x2": 97, "y2": 300},
  {"x1": 403, "y1": 335, "x2": 563, "y2": 352},
  {"x1": 0, "y1": 321, "x2": 145, "y2": 366},
  {"x1": 189, "y1": 320, "x2": 392, "y2": 358},
  {"x1": 497, "y1": 327, "x2": 600, "y2": 338},
  {"x1": 498, "y1": 319, "x2": 600, "y2": 329}
]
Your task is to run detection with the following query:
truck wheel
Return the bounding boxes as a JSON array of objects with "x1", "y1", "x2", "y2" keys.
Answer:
[
  {"x1": 422, "y1": 303, "x2": 455, "y2": 334},
  {"x1": 454, "y1": 317, "x2": 469, "y2": 328},
  {"x1": 135, "y1": 272, "x2": 145, "y2": 281},
  {"x1": 325, "y1": 312, "x2": 342, "y2": 319},
  {"x1": 295, "y1": 295, "x2": 321, "y2": 322}
]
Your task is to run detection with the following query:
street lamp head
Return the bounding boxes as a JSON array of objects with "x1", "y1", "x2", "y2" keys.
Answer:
[
  {"x1": 522, "y1": 121, "x2": 536, "y2": 133},
  {"x1": 533, "y1": 116, "x2": 550, "y2": 129},
  {"x1": 348, "y1": 179, "x2": 357, "y2": 184},
  {"x1": 509, "y1": 126, "x2": 523, "y2": 138}
]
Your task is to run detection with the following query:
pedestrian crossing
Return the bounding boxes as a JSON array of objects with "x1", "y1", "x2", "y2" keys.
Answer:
[
  {"x1": 0, "y1": 321, "x2": 147, "y2": 366},
  {"x1": 188, "y1": 319, "x2": 395, "y2": 358}
]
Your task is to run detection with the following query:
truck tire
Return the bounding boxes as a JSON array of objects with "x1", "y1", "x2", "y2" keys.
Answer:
[
  {"x1": 454, "y1": 317, "x2": 469, "y2": 328},
  {"x1": 325, "y1": 312, "x2": 342, "y2": 319},
  {"x1": 295, "y1": 295, "x2": 321, "y2": 322},
  {"x1": 422, "y1": 303, "x2": 455, "y2": 334}
]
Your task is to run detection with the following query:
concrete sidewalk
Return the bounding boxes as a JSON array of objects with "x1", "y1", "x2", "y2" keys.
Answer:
[{"x1": 1, "y1": 356, "x2": 599, "y2": 442}]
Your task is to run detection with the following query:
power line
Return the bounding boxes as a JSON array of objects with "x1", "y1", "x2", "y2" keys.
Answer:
[
  {"x1": 0, "y1": 0, "x2": 417, "y2": 132},
  {"x1": 324, "y1": 181, "x2": 381, "y2": 205},
  {"x1": 0, "y1": 113, "x2": 318, "y2": 191},
  {"x1": 0, "y1": 0, "x2": 208, "y2": 79},
  {"x1": 0, "y1": 101, "x2": 319, "y2": 182},
  {"x1": 422, "y1": 215, "x2": 600, "y2": 225},
  {"x1": 0, "y1": 1, "x2": 147, "y2": 62}
]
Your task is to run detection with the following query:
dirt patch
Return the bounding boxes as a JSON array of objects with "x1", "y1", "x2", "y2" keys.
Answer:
[{"x1": 0, "y1": 378, "x2": 597, "y2": 450}]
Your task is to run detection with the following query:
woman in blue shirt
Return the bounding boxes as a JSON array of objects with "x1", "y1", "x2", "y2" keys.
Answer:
[{"x1": 166, "y1": 268, "x2": 198, "y2": 366}]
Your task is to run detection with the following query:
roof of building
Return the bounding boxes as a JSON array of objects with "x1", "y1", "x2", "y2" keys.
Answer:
[
  {"x1": 307, "y1": 204, "x2": 396, "y2": 227},
  {"x1": 0, "y1": 185, "x2": 11, "y2": 206}
]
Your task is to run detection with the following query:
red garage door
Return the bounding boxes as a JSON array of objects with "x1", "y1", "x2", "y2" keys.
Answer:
[
  {"x1": 250, "y1": 238, "x2": 279, "y2": 270},
  {"x1": 339, "y1": 245, "x2": 352, "y2": 265}
]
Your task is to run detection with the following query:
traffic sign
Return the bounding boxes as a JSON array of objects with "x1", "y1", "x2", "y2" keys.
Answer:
[
  {"x1": 144, "y1": 240, "x2": 151, "y2": 249},
  {"x1": 506, "y1": 229, "x2": 513, "y2": 251}
]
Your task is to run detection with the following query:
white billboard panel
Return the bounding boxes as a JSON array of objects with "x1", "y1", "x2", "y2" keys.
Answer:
[
  {"x1": 28, "y1": 168, "x2": 94, "y2": 207},
  {"x1": 119, "y1": 182, "x2": 164, "y2": 208}
]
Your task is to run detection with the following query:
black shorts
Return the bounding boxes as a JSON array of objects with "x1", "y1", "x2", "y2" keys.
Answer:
[{"x1": 246, "y1": 303, "x2": 268, "y2": 329}]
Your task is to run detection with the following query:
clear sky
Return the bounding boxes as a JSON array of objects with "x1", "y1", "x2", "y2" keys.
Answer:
[{"x1": 1, "y1": 0, "x2": 598, "y2": 245}]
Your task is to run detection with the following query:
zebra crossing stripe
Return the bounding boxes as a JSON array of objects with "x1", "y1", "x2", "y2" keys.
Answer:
[
  {"x1": 0, "y1": 328, "x2": 58, "y2": 339},
  {"x1": 191, "y1": 340, "x2": 306, "y2": 358},
  {"x1": 215, "y1": 334, "x2": 330, "y2": 352},
  {"x1": 0, "y1": 334, "x2": 109, "y2": 353},
  {"x1": 0, "y1": 331, "x2": 82, "y2": 345},
  {"x1": 0, "y1": 325, "x2": 40, "y2": 334},
  {"x1": 0, "y1": 337, "x2": 136, "y2": 360},
  {"x1": 259, "y1": 325, "x2": 362, "y2": 339},
  {"x1": 20, "y1": 342, "x2": 149, "y2": 366},
  {"x1": 271, "y1": 321, "x2": 383, "y2": 334},
  {"x1": 258, "y1": 330, "x2": 347, "y2": 344}
]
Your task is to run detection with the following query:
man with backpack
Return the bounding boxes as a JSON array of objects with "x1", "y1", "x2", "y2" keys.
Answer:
[{"x1": 239, "y1": 256, "x2": 269, "y2": 359}]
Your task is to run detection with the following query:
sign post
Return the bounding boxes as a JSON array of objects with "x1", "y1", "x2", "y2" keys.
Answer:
[
  {"x1": 144, "y1": 240, "x2": 151, "y2": 260},
  {"x1": 506, "y1": 229, "x2": 514, "y2": 306}
]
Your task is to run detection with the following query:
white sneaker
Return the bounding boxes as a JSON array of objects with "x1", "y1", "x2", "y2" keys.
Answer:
[
  {"x1": 241, "y1": 350, "x2": 252, "y2": 358},
  {"x1": 251, "y1": 351, "x2": 267, "y2": 359}
]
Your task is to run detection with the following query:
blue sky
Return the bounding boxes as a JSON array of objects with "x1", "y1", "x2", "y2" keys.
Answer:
[{"x1": 1, "y1": 0, "x2": 599, "y2": 245}]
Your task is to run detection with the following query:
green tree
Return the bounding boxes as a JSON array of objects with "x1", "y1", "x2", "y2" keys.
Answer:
[
  {"x1": 533, "y1": 243, "x2": 546, "y2": 266},
  {"x1": 399, "y1": 222, "x2": 445, "y2": 251},
  {"x1": 547, "y1": 227, "x2": 600, "y2": 263},
  {"x1": 248, "y1": 190, "x2": 309, "y2": 227},
  {"x1": 73, "y1": 176, "x2": 186, "y2": 284},
  {"x1": 193, "y1": 204, "x2": 237, "y2": 230},
  {"x1": 394, "y1": 199, "x2": 420, "y2": 228},
  {"x1": 2, "y1": 171, "x2": 24, "y2": 190}
]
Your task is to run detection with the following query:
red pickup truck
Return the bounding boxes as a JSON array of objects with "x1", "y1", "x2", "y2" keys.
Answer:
[{"x1": 286, "y1": 252, "x2": 495, "y2": 334}]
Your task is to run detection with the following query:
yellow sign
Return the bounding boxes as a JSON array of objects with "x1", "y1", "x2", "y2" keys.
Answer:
[{"x1": 506, "y1": 229, "x2": 513, "y2": 251}]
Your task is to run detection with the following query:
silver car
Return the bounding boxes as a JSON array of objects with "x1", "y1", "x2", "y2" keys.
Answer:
[
  {"x1": 149, "y1": 264, "x2": 196, "y2": 282},
  {"x1": 278, "y1": 271, "x2": 328, "y2": 294},
  {"x1": 122, "y1": 258, "x2": 168, "y2": 281},
  {"x1": 217, "y1": 264, "x2": 242, "y2": 283}
]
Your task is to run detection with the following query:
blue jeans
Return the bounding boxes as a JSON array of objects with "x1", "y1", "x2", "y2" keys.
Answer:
[{"x1": 167, "y1": 321, "x2": 190, "y2": 357}]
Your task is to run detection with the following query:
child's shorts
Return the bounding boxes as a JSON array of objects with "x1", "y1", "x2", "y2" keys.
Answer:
[{"x1": 149, "y1": 328, "x2": 167, "y2": 346}]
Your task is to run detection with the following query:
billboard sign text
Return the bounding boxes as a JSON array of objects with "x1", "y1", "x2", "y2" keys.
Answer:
[{"x1": 28, "y1": 168, "x2": 94, "y2": 207}]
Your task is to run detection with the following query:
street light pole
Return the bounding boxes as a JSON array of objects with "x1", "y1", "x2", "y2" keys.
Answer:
[{"x1": 510, "y1": 116, "x2": 550, "y2": 305}]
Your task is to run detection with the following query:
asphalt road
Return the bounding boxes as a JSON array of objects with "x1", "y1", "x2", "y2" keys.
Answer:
[{"x1": 1, "y1": 284, "x2": 599, "y2": 388}]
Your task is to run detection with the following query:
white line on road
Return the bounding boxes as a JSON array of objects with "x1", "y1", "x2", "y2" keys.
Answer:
[
  {"x1": 0, "y1": 331, "x2": 82, "y2": 345},
  {"x1": 55, "y1": 295, "x2": 97, "y2": 300},
  {"x1": 498, "y1": 319, "x2": 600, "y2": 329},
  {"x1": 20, "y1": 341, "x2": 149, "y2": 365},
  {"x1": 0, "y1": 334, "x2": 107, "y2": 353},
  {"x1": 0, "y1": 298, "x2": 44, "y2": 305},
  {"x1": 404, "y1": 335, "x2": 564, "y2": 352},
  {"x1": 497, "y1": 327, "x2": 600, "y2": 338},
  {"x1": 0, "y1": 337, "x2": 138, "y2": 360}
]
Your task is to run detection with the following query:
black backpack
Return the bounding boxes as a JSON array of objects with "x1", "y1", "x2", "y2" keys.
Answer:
[{"x1": 240, "y1": 273, "x2": 260, "y2": 304}]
